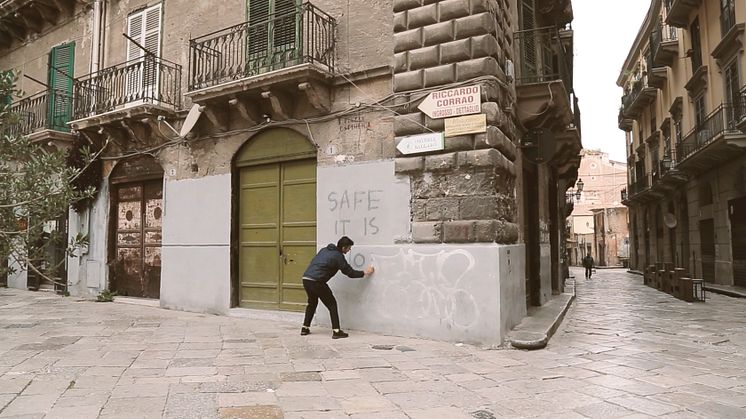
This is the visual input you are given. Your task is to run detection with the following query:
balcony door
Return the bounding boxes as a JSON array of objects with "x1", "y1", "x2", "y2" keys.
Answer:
[
  {"x1": 247, "y1": 0, "x2": 301, "y2": 75},
  {"x1": 126, "y1": 4, "x2": 162, "y2": 104},
  {"x1": 47, "y1": 42, "x2": 74, "y2": 132}
]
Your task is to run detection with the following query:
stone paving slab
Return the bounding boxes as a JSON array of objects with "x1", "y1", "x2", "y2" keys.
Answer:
[{"x1": 1, "y1": 267, "x2": 746, "y2": 417}]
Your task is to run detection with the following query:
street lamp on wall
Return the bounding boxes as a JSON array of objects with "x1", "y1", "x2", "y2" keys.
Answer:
[{"x1": 575, "y1": 178, "x2": 584, "y2": 201}]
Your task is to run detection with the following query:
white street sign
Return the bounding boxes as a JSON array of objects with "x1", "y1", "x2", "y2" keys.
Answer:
[
  {"x1": 395, "y1": 132, "x2": 444, "y2": 155},
  {"x1": 418, "y1": 85, "x2": 481, "y2": 119}
]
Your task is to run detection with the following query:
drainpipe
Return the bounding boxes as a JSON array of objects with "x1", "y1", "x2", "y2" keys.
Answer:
[{"x1": 91, "y1": 0, "x2": 104, "y2": 73}]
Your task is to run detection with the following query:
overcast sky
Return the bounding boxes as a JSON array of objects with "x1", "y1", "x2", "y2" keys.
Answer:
[{"x1": 573, "y1": 0, "x2": 651, "y2": 162}]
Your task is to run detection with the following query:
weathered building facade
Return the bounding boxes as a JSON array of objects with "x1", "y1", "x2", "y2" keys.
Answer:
[
  {"x1": 2, "y1": 0, "x2": 581, "y2": 344},
  {"x1": 567, "y1": 149, "x2": 627, "y2": 266},
  {"x1": 619, "y1": 0, "x2": 746, "y2": 286}
]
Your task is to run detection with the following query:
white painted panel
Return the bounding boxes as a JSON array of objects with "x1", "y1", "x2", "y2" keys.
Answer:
[
  {"x1": 311, "y1": 243, "x2": 522, "y2": 345},
  {"x1": 160, "y1": 246, "x2": 230, "y2": 315},
  {"x1": 162, "y1": 174, "x2": 231, "y2": 245},
  {"x1": 317, "y1": 161, "x2": 410, "y2": 246}
]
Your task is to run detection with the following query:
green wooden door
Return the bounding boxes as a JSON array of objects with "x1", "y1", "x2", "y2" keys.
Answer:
[
  {"x1": 47, "y1": 42, "x2": 74, "y2": 132},
  {"x1": 239, "y1": 158, "x2": 316, "y2": 310}
]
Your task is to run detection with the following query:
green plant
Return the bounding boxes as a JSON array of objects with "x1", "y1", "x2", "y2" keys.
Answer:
[{"x1": 96, "y1": 289, "x2": 117, "y2": 302}]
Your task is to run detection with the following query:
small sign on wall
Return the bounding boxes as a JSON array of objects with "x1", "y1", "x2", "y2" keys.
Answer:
[
  {"x1": 395, "y1": 132, "x2": 445, "y2": 155},
  {"x1": 445, "y1": 114, "x2": 487, "y2": 137}
]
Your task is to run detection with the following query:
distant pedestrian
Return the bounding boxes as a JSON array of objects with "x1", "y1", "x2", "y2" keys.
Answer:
[
  {"x1": 583, "y1": 254, "x2": 595, "y2": 279},
  {"x1": 300, "y1": 236, "x2": 374, "y2": 339}
]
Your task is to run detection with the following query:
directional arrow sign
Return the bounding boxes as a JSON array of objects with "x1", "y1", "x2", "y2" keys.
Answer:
[
  {"x1": 418, "y1": 85, "x2": 481, "y2": 119},
  {"x1": 395, "y1": 132, "x2": 444, "y2": 155}
]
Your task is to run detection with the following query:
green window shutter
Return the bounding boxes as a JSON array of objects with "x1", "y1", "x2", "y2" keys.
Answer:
[
  {"x1": 47, "y1": 42, "x2": 75, "y2": 132},
  {"x1": 248, "y1": 0, "x2": 271, "y2": 62}
]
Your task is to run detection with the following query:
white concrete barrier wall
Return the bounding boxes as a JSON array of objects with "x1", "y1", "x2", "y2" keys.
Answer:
[
  {"x1": 313, "y1": 244, "x2": 525, "y2": 345},
  {"x1": 160, "y1": 174, "x2": 231, "y2": 314}
]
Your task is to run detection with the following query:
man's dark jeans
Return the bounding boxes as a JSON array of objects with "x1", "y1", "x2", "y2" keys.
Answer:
[
  {"x1": 585, "y1": 266, "x2": 593, "y2": 279},
  {"x1": 302, "y1": 279, "x2": 340, "y2": 330}
]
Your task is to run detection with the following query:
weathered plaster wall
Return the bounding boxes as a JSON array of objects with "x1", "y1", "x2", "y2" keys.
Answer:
[
  {"x1": 160, "y1": 174, "x2": 231, "y2": 314},
  {"x1": 0, "y1": 3, "x2": 93, "y2": 96},
  {"x1": 66, "y1": 180, "x2": 110, "y2": 298},
  {"x1": 315, "y1": 243, "x2": 525, "y2": 344}
]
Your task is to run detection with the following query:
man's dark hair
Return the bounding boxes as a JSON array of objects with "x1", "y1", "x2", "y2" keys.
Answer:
[{"x1": 337, "y1": 236, "x2": 354, "y2": 249}]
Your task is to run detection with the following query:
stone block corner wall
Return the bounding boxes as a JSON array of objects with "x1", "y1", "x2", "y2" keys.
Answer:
[{"x1": 391, "y1": 0, "x2": 520, "y2": 245}]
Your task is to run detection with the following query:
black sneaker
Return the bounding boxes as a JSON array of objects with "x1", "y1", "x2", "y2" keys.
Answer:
[
  {"x1": 332, "y1": 330, "x2": 349, "y2": 339},
  {"x1": 300, "y1": 327, "x2": 310, "y2": 336}
]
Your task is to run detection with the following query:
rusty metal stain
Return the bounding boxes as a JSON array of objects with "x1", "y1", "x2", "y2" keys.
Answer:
[
  {"x1": 118, "y1": 185, "x2": 142, "y2": 201},
  {"x1": 117, "y1": 232, "x2": 142, "y2": 246},
  {"x1": 144, "y1": 231, "x2": 162, "y2": 244},
  {"x1": 144, "y1": 247, "x2": 161, "y2": 267},
  {"x1": 118, "y1": 201, "x2": 141, "y2": 230},
  {"x1": 144, "y1": 199, "x2": 163, "y2": 228},
  {"x1": 117, "y1": 248, "x2": 142, "y2": 276}
]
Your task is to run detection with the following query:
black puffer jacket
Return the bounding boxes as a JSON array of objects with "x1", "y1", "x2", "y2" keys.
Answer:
[{"x1": 302, "y1": 244, "x2": 364, "y2": 283}]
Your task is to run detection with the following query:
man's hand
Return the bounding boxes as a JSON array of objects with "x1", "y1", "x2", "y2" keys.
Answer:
[{"x1": 364, "y1": 266, "x2": 375, "y2": 276}]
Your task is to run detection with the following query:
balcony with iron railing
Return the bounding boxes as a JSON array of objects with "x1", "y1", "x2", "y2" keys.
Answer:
[
  {"x1": 71, "y1": 56, "x2": 182, "y2": 129},
  {"x1": 619, "y1": 106, "x2": 633, "y2": 131},
  {"x1": 651, "y1": 16, "x2": 678, "y2": 67},
  {"x1": 186, "y1": 2, "x2": 336, "y2": 122},
  {"x1": 515, "y1": 26, "x2": 581, "y2": 170},
  {"x1": 188, "y1": 3, "x2": 335, "y2": 91},
  {"x1": 666, "y1": 0, "x2": 702, "y2": 28},
  {"x1": 515, "y1": 26, "x2": 576, "y2": 132},
  {"x1": 621, "y1": 75, "x2": 657, "y2": 119},
  {"x1": 5, "y1": 89, "x2": 72, "y2": 135},
  {"x1": 646, "y1": 50, "x2": 666, "y2": 89},
  {"x1": 712, "y1": 0, "x2": 744, "y2": 65},
  {"x1": 675, "y1": 98, "x2": 746, "y2": 173}
]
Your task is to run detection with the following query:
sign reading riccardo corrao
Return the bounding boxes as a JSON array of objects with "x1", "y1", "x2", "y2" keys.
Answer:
[{"x1": 418, "y1": 85, "x2": 482, "y2": 119}]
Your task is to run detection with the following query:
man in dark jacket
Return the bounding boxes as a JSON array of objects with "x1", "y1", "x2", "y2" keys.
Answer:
[
  {"x1": 301, "y1": 236, "x2": 374, "y2": 339},
  {"x1": 583, "y1": 253, "x2": 595, "y2": 279}
]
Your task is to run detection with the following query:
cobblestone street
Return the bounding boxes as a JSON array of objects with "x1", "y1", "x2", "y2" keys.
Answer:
[{"x1": 1, "y1": 268, "x2": 745, "y2": 418}]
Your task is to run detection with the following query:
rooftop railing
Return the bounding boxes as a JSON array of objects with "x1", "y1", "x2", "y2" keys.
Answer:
[
  {"x1": 188, "y1": 2, "x2": 336, "y2": 91},
  {"x1": 73, "y1": 56, "x2": 181, "y2": 120}
]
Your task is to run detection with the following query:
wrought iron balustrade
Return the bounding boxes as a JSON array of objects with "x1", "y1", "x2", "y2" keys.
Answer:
[
  {"x1": 651, "y1": 16, "x2": 677, "y2": 58},
  {"x1": 73, "y1": 56, "x2": 182, "y2": 120},
  {"x1": 4, "y1": 89, "x2": 72, "y2": 136},
  {"x1": 721, "y1": 0, "x2": 736, "y2": 37},
  {"x1": 622, "y1": 77, "x2": 645, "y2": 112},
  {"x1": 676, "y1": 101, "x2": 744, "y2": 161},
  {"x1": 189, "y1": 2, "x2": 336, "y2": 91},
  {"x1": 514, "y1": 26, "x2": 572, "y2": 93}
]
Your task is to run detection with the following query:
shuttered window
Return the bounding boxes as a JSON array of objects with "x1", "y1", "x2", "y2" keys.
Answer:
[
  {"x1": 247, "y1": 0, "x2": 300, "y2": 71},
  {"x1": 47, "y1": 42, "x2": 75, "y2": 132},
  {"x1": 127, "y1": 4, "x2": 162, "y2": 96}
]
